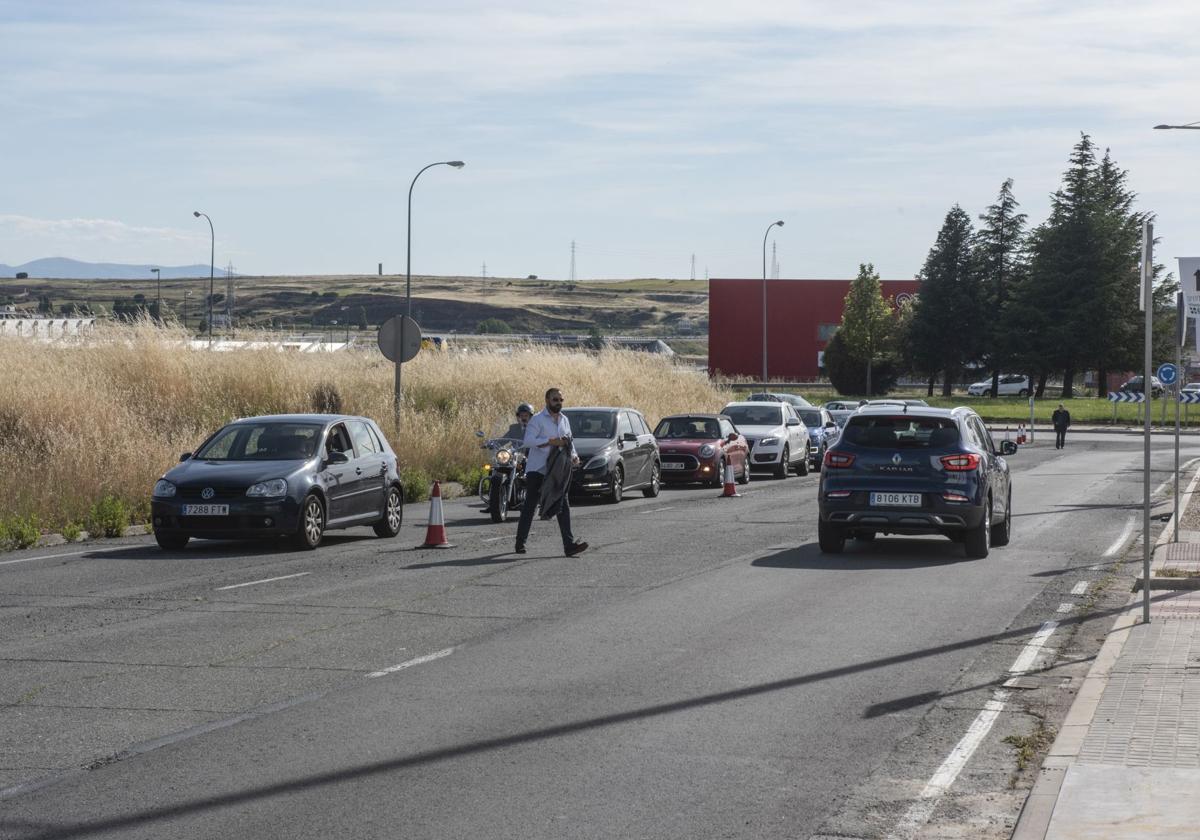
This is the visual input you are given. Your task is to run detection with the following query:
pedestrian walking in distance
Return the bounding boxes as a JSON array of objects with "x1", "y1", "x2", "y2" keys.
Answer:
[
  {"x1": 1052, "y1": 403, "x2": 1071, "y2": 449},
  {"x1": 515, "y1": 388, "x2": 589, "y2": 557}
]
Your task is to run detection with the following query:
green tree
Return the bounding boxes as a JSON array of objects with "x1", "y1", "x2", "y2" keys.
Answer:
[
  {"x1": 909, "y1": 205, "x2": 986, "y2": 395},
  {"x1": 973, "y1": 179, "x2": 1027, "y2": 396},
  {"x1": 823, "y1": 328, "x2": 898, "y2": 396},
  {"x1": 838, "y1": 263, "x2": 894, "y2": 395},
  {"x1": 477, "y1": 317, "x2": 512, "y2": 334},
  {"x1": 355, "y1": 306, "x2": 368, "y2": 330}
]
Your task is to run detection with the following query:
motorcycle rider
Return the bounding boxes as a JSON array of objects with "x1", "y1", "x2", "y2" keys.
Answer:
[{"x1": 502, "y1": 403, "x2": 534, "y2": 446}]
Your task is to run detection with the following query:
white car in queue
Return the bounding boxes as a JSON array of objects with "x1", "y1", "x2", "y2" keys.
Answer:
[{"x1": 719, "y1": 401, "x2": 810, "y2": 478}]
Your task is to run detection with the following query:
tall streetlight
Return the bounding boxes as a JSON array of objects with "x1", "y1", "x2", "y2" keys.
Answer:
[
  {"x1": 150, "y1": 268, "x2": 161, "y2": 321},
  {"x1": 193, "y1": 211, "x2": 214, "y2": 349},
  {"x1": 1154, "y1": 121, "x2": 1200, "y2": 130},
  {"x1": 183, "y1": 290, "x2": 191, "y2": 330},
  {"x1": 394, "y1": 160, "x2": 465, "y2": 433},
  {"x1": 761, "y1": 220, "x2": 784, "y2": 383}
]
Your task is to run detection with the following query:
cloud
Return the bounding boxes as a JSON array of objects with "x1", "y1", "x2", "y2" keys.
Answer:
[{"x1": 0, "y1": 215, "x2": 209, "y2": 264}]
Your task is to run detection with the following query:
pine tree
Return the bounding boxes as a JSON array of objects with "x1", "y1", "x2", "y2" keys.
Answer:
[
  {"x1": 909, "y1": 206, "x2": 986, "y2": 395},
  {"x1": 838, "y1": 263, "x2": 894, "y2": 395},
  {"x1": 973, "y1": 179, "x2": 1027, "y2": 396}
]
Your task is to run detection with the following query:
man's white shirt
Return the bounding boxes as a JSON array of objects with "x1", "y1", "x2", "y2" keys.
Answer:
[{"x1": 523, "y1": 408, "x2": 577, "y2": 475}]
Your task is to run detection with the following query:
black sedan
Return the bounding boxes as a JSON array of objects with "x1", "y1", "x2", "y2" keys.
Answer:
[
  {"x1": 562, "y1": 407, "x2": 661, "y2": 503},
  {"x1": 817, "y1": 406, "x2": 1016, "y2": 558},
  {"x1": 150, "y1": 414, "x2": 404, "y2": 550}
]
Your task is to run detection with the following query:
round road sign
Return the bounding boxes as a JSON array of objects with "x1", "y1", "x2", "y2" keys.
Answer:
[
  {"x1": 378, "y1": 315, "x2": 422, "y2": 363},
  {"x1": 1157, "y1": 363, "x2": 1178, "y2": 386}
]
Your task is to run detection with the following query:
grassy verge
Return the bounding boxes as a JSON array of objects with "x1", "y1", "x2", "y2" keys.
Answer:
[{"x1": 0, "y1": 323, "x2": 735, "y2": 530}]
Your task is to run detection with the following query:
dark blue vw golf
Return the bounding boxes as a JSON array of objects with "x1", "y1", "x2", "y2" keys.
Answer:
[
  {"x1": 150, "y1": 414, "x2": 404, "y2": 551},
  {"x1": 817, "y1": 406, "x2": 1016, "y2": 558}
]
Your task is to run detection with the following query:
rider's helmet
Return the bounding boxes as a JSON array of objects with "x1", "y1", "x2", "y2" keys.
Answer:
[{"x1": 515, "y1": 402, "x2": 534, "y2": 419}]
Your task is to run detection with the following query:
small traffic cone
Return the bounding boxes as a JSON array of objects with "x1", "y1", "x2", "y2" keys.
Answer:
[
  {"x1": 1016, "y1": 424, "x2": 1026, "y2": 445},
  {"x1": 419, "y1": 481, "x2": 455, "y2": 548},
  {"x1": 719, "y1": 463, "x2": 741, "y2": 498}
]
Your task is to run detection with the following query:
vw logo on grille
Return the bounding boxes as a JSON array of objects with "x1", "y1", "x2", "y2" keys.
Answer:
[
  {"x1": 892, "y1": 453, "x2": 902, "y2": 465},
  {"x1": 201, "y1": 487, "x2": 215, "y2": 500}
]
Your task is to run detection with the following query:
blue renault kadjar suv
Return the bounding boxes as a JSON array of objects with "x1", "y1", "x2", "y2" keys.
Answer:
[{"x1": 817, "y1": 406, "x2": 1016, "y2": 558}]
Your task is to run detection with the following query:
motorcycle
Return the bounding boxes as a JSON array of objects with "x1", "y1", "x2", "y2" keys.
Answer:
[{"x1": 475, "y1": 429, "x2": 527, "y2": 523}]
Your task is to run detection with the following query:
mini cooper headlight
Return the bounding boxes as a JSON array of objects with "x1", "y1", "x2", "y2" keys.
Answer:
[
  {"x1": 152, "y1": 479, "x2": 177, "y2": 498},
  {"x1": 698, "y1": 444, "x2": 715, "y2": 458},
  {"x1": 495, "y1": 449, "x2": 513, "y2": 465},
  {"x1": 246, "y1": 478, "x2": 288, "y2": 497}
]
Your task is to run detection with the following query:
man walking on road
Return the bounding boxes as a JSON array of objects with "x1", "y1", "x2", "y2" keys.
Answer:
[
  {"x1": 515, "y1": 388, "x2": 589, "y2": 557},
  {"x1": 1052, "y1": 403, "x2": 1071, "y2": 449}
]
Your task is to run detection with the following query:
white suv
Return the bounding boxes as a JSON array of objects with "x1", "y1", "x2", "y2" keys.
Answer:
[{"x1": 966, "y1": 374, "x2": 1030, "y2": 397}]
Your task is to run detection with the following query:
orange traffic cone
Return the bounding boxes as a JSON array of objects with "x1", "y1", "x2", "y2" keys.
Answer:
[
  {"x1": 719, "y1": 462, "x2": 741, "y2": 498},
  {"x1": 1017, "y1": 424, "x2": 1026, "y2": 445},
  {"x1": 419, "y1": 481, "x2": 455, "y2": 548}
]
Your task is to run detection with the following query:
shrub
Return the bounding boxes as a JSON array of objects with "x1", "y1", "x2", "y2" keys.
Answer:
[
  {"x1": 62, "y1": 521, "x2": 82, "y2": 542},
  {"x1": 311, "y1": 382, "x2": 343, "y2": 414},
  {"x1": 0, "y1": 515, "x2": 40, "y2": 549},
  {"x1": 399, "y1": 467, "x2": 433, "y2": 503},
  {"x1": 88, "y1": 495, "x2": 130, "y2": 538}
]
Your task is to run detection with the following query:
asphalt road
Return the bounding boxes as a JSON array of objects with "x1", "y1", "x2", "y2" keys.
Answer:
[{"x1": 0, "y1": 432, "x2": 1193, "y2": 839}]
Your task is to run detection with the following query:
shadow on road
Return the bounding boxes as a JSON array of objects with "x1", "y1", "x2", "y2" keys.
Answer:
[
  {"x1": 402, "y1": 553, "x2": 519, "y2": 570},
  {"x1": 753, "y1": 540, "x2": 973, "y2": 571},
  {"x1": 79, "y1": 533, "x2": 377, "y2": 561}
]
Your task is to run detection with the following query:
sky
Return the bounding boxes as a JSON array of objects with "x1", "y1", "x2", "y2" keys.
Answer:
[{"x1": 2, "y1": 0, "x2": 1199, "y2": 281}]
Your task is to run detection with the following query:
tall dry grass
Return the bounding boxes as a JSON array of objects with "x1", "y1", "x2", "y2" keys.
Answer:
[{"x1": 1, "y1": 324, "x2": 734, "y2": 528}]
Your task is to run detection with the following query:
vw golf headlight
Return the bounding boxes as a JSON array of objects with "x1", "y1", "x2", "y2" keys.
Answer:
[
  {"x1": 246, "y1": 479, "x2": 288, "y2": 497},
  {"x1": 152, "y1": 479, "x2": 177, "y2": 498},
  {"x1": 698, "y1": 444, "x2": 715, "y2": 458},
  {"x1": 758, "y1": 436, "x2": 779, "y2": 447}
]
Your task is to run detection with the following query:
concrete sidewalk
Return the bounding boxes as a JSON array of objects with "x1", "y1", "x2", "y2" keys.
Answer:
[{"x1": 1012, "y1": 466, "x2": 1200, "y2": 839}]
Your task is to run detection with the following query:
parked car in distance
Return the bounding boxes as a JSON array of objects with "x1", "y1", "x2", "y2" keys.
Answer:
[
  {"x1": 817, "y1": 405, "x2": 1016, "y2": 558},
  {"x1": 966, "y1": 374, "x2": 1030, "y2": 397},
  {"x1": 654, "y1": 414, "x2": 750, "y2": 486},
  {"x1": 823, "y1": 400, "x2": 865, "y2": 411},
  {"x1": 795, "y1": 406, "x2": 839, "y2": 471},
  {"x1": 150, "y1": 414, "x2": 404, "y2": 551},
  {"x1": 1182, "y1": 381, "x2": 1200, "y2": 394},
  {"x1": 827, "y1": 409, "x2": 856, "y2": 428},
  {"x1": 1119, "y1": 375, "x2": 1164, "y2": 398},
  {"x1": 562, "y1": 407, "x2": 661, "y2": 503},
  {"x1": 747, "y1": 391, "x2": 813, "y2": 408},
  {"x1": 720, "y1": 401, "x2": 810, "y2": 478}
]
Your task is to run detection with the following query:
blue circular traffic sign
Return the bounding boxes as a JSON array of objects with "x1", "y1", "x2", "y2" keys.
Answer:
[{"x1": 1158, "y1": 363, "x2": 1178, "y2": 385}]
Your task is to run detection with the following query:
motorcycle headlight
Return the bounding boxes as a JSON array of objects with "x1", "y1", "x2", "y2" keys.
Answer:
[
  {"x1": 496, "y1": 449, "x2": 513, "y2": 465},
  {"x1": 758, "y1": 436, "x2": 779, "y2": 447},
  {"x1": 698, "y1": 444, "x2": 715, "y2": 458},
  {"x1": 152, "y1": 479, "x2": 176, "y2": 498},
  {"x1": 246, "y1": 478, "x2": 288, "y2": 497}
]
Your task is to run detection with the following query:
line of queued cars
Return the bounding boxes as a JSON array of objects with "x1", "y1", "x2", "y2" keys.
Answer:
[{"x1": 148, "y1": 392, "x2": 1017, "y2": 561}]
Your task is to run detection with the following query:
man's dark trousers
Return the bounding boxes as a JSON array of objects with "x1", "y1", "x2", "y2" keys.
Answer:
[
  {"x1": 515, "y1": 471, "x2": 574, "y2": 550},
  {"x1": 1055, "y1": 429, "x2": 1066, "y2": 448}
]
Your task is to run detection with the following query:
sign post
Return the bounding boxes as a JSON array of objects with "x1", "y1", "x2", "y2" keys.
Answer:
[
  {"x1": 378, "y1": 315, "x2": 423, "y2": 435},
  {"x1": 1141, "y1": 220, "x2": 1153, "y2": 625},
  {"x1": 1176, "y1": 295, "x2": 1184, "y2": 542}
]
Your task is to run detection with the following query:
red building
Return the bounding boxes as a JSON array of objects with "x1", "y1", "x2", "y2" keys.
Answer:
[{"x1": 708, "y1": 278, "x2": 921, "y2": 381}]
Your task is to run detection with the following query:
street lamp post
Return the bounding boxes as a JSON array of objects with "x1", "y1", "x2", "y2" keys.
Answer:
[
  {"x1": 193, "y1": 211, "x2": 214, "y2": 349},
  {"x1": 395, "y1": 160, "x2": 465, "y2": 432},
  {"x1": 183, "y1": 290, "x2": 191, "y2": 330},
  {"x1": 150, "y1": 268, "x2": 161, "y2": 322},
  {"x1": 761, "y1": 220, "x2": 784, "y2": 384}
]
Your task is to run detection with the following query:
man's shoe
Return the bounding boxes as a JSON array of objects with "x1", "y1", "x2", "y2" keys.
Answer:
[
  {"x1": 564, "y1": 541, "x2": 589, "y2": 557},
  {"x1": 514, "y1": 543, "x2": 526, "y2": 554}
]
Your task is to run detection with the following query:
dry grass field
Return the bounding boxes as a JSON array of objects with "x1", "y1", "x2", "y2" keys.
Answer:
[{"x1": 0, "y1": 323, "x2": 733, "y2": 536}]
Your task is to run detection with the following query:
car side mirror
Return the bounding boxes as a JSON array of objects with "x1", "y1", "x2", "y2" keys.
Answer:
[
  {"x1": 324, "y1": 450, "x2": 350, "y2": 466},
  {"x1": 475, "y1": 430, "x2": 485, "y2": 437},
  {"x1": 826, "y1": 421, "x2": 837, "y2": 429},
  {"x1": 623, "y1": 432, "x2": 638, "y2": 442},
  {"x1": 180, "y1": 452, "x2": 192, "y2": 461},
  {"x1": 786, "y1": 418, "x2": 800, "y2": 427},
  {"x1": 1001, "y1": 440, "x2": 1018, "y2": 456},
  {"x1": 727, "y1": 432, "x2": 738, "y2": 442}
]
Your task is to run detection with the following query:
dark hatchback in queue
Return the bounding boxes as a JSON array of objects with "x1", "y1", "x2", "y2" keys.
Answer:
[
  {"x1": 150, "y1": 414, "x2": 404, "y2": 551},
  {"x1": 817, "y1": 406, "x2": 1016, "y2": 558},
  {"x1": 653, "y1": 413, "x2": 750, "y2": 486},
  {"x1": 562, "y1": 407, "x2": 661, "y2": 503}
]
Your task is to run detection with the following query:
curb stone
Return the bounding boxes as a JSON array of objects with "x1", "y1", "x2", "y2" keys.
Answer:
[{"x1": 27, "y1": 524, "x2": 149, "y2": 551}]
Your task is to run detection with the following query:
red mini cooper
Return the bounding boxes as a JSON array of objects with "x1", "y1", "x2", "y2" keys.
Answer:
[{"x1": 653, "y1": 413, "x2": 750, "y2": 486}]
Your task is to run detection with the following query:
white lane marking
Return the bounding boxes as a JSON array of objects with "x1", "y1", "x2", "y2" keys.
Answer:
[
  {"x1": 0, "y1": 546, "x2": 127, "y2": 566},
  {"x1": 887, "y1": 621, "x2": 1059, "y2": 839},
  {"x1": 1071, "y1": 581, "x2": 1089, "y2": 596},
  {"x1": 366, "y1": 647, "x2": 454, "y2": 679},
  {"x1": 481, "y1": 536, "x2": 507, "y2": 543},
  {"x1": 1056, "y1": 602, "x2": 1074, "y2": 613},
  {"x1": 1102, "y1": 516, "x2": 1136, "y2": 558},
  {"x1": 640, "y1": 506, "x2": 675, "y2": 514},
  {"x1": 215, "y1": 572, "x2": 311, "y2": 591}
]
